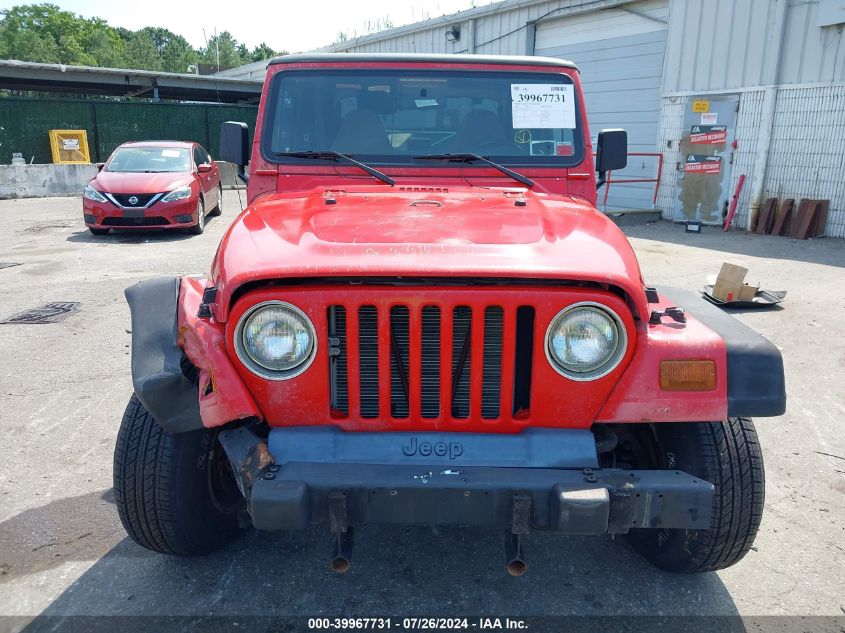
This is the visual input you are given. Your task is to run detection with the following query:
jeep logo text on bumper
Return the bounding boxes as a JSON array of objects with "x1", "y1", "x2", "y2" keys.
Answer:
[{"x1": 402, "y1": 437, "x2": 463, "y2": 459}]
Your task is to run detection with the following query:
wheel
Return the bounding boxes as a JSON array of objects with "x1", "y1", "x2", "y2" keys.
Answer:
[
  {"x1": 209, "y1": 184, "x2": 223, "y2": 217},
  {"x1": 627, "y1": 418, "x2": 765, "y2": 573},
  {"x1": 89, "y1": 227, "x2": 110, "y2": 236},
  {"x1": 188, "y1": 197, "x2": 205, "y2": 235},
  {"x1": 113, "y1": 393, "x2": 243, "y2": 556}
]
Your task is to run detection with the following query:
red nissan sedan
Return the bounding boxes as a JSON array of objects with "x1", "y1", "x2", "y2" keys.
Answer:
[{"x1": 82, "y1": 141, "x2": 222, "y2": 236}]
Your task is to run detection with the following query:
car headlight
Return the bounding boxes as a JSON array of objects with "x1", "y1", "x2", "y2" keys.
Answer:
[
  {"x1": 83, "y1": 184, "x2": 107, "y2": 203},
  {"x1": 545, "y1": 302, "x2": 627, "y2": 380},
  {"x1": 235, "y1": 301, "x2": 317, "y2": 379},
  {"x1": 161, "y1": 186, "x2": 192, "y2": 202}
]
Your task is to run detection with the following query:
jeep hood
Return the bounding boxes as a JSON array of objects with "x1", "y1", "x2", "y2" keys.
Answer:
[{"x1": 210, "y1": 186, "x2": 647, "y2": 321}]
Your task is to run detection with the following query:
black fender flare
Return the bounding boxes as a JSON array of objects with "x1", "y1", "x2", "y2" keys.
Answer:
[
  {"x1": 656, "y1": 286, "x2": 786, "y2": 417},
  {"x1": 125, "y1": 277, "x2": 203, "y2": 433}
]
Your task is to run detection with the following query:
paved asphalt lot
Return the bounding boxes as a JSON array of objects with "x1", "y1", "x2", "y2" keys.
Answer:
[{"x1": 0, "y1": 194, "x2": 843, "y2": 624}]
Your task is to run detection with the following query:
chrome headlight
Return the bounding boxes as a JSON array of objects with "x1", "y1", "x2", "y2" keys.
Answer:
[
  {"x1": 235, "y1": 301, "x2": 316, "y2": 379},
  {"x1": 83, "y1": 184, "x2": 107, "y2": 203},
  {"x1": 161, "y1": 185, "x2": 192, "y2": 202},
  {"x1": 545, "y1": 302, "x2": 627, "y2": 380}
]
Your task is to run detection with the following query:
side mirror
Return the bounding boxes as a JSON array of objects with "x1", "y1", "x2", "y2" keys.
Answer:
[
  {"x1": 595, "y1": 129, "x2": 627, "y2": 189},
  {"x1": 197, "y1": 163, "x2": 212, "y2": 173},
  {"x1": 220, "y1": 121, "x2": 249, "y2": 183},
  {"x1": 95, "y1": 162, "x2": 105, "y2": 172}
]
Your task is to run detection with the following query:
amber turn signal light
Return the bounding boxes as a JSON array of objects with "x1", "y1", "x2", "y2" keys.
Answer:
[{"x1": 659, "y1": 360, "x2": 717, "y2": 391}]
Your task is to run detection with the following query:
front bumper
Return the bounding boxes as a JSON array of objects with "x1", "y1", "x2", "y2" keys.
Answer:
[
  {"x1": 219, "y1": 427, "x2": 715, "y2": 534},
  {"x1": 250, "y1": 463, "x2": 713, "y2": 534},
  {"x1": 83, "y1": 196, "x2": 197, "y2": 229}
]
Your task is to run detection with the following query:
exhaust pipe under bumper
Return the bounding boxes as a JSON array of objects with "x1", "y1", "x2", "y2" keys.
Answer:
[
  {"x1": 331, "y1": 528, "x2": 353, "y2": 574},
  {"x1": 504, "y1": 532, "x2": 527, "y2": 577}
]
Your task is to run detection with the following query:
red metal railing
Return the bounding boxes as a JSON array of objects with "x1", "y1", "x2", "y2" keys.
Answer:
[{"x1": 597, "y1": 152, "x2": 664, "y2": 211}]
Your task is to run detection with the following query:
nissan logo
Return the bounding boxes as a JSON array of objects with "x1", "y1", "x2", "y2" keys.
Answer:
[{"x1": 128, "y1": 196, "x2": 139, "y2": 205}]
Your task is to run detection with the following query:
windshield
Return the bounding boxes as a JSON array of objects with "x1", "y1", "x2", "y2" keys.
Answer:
[
  {"x1": 106, "y1": 147, "x2": 191, "y2": 173},
  {"x1": 262, "y1": 69, "x2": 583, "y2": 167}
]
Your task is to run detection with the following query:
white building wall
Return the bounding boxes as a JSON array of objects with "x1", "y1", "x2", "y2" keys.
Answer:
[
  {"x1": 320, "y1": 0, "x2": 635, "y2": 57},
  {"x1": 536, "y1": 0, "x2": 668, "y2": 210},
  {"x1": 658, "y1": 0, "x2": 845, "y2": 237},
  {"x1": 663, "y1": 0, "x2": 845, "y2": 92}
]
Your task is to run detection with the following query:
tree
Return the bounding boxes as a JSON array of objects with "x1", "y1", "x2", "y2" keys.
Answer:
[
  {"x1": 134, "y1": 26, "x2": 197, "y2": 73},
  {"x1": 0, "y1": 4, "x2": 286, "y2": 74},
  {"x1": 87, "y1": 26, "x2": 126, "y2": 68},
  {"x1": 200, "y1": 31, "x2": 245, "y2": 70},
  {"x1": 124, "y1": 29, "x2": 162, "y2": 71},
  {"x1": 250, "y1": 42, "x2": 277, "y2": 62}
]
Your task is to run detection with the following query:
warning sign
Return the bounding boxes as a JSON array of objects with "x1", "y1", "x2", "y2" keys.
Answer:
[
  {"x1": 690, "y1": 125, "x2": 728, "y2": 145},
  {"x1": 692, "y1": 100, "x2": 710, "y2": 113},
  {"x1": 685, "y1": 154, "x2": 722, "y2": 175}
]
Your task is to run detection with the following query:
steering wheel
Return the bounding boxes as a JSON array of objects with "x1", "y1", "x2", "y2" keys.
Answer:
[{"x1": 472, "y1": 139, "x2": 521, "y2": 154}]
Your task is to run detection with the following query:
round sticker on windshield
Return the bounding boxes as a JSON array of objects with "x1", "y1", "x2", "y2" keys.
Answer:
[{"x1": 514, "y1": 129, "x2": 532, "y2": 144}]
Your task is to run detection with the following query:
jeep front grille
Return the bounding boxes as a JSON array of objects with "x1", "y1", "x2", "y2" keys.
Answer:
[{"x1": 327, "y1": 303, "x2": 534, "y2": 422}]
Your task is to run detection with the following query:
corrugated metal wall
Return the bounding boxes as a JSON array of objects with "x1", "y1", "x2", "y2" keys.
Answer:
[
  {"x1": 0, "y1": 98, "x2": 257, "y2": 164},
  {"x1": 324, "y1": 0, "x2": 634, "y2": 57},
  {"x1": 536, "y1": 0, "x2": 668, "y2": 210},
  {"x1": 664, "y1": 0, "x2": 845, "y2": 92}
]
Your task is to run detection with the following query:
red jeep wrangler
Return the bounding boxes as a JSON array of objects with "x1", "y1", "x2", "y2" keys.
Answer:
[{"x1": 115, "y1": 54, "x2": 785, "y2": 575}]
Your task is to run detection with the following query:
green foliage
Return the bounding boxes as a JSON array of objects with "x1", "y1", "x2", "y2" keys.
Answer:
[{"x1": 0, "y1": 3, "x2": 283, "y2": 72}]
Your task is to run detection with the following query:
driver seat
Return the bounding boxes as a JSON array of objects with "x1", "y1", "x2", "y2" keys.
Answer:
[
  {"x1": 332, "y1": 109, "x2": 392, "y2": 154},
  {"x1": 448, "y1": 109, "x2": 507, "y2": 152}
]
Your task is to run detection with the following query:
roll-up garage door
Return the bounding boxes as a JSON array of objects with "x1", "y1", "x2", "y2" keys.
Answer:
[{"x1": 535, "y1": 0, "x2": 668, "y2": 211}]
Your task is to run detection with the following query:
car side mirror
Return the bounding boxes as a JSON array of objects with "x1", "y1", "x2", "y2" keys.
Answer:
[
  {"x1": 220, "y1": 121, "x2": 249, "y2": 183},
  {"x1": 197, "y1": 163, "x2": 212, "y2": 173},
  {"x1": 95, "y1": 162, "x2": 105, "y2": 172},
  {"x1": 595, "y1": 129, "x2": 627, "y2": 189}
]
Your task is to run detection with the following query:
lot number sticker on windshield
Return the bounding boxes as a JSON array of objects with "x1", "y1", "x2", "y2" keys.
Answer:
[{"x1": 511, "y1": 84, "x2": 576, "y2": 129}]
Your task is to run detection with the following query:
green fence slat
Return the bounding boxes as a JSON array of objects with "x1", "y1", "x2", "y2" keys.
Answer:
[{"x1": 0, "y1": 97, "x2": 258, "y2": 165}]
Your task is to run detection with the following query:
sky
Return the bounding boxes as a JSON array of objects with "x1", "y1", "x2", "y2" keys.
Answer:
[{"x1": 0, "y1": 0, "x2": 485, "y2": 53}]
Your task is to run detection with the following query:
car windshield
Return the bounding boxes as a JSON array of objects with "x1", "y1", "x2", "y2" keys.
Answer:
[
  {"x1": 262, "y1": 69, "x2": 583, "y2": 167},
  {"x1": 106, "y1": 147, "x2": 191, "y2": 173}
]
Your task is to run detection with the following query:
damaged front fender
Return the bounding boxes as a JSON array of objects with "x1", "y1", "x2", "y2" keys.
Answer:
[
  {"x1": 177, "y1": 276, "x2": 262, "y2": 429},
  {"x1": 125, "y1": 276, "x2": 262, "y2": 434}
]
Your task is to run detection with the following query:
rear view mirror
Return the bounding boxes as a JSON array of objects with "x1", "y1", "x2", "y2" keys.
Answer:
[
  {"x1": 595, "y1": 129, "x2": 627, "y2": 189},
  {"x1": 220, "y1": 121, "x2": 249, "y2": 183},
  {"x1": 197, "y1": 163, "x2": 212, "y2": 173},
  {"x1": 95, "y1": 162, "x2": 105, "y2": 172}
]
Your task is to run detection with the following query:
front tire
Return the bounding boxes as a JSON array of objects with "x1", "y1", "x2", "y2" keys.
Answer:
[
  {"x1": 209, "y1": 184, "x2": 223, "y2": 217},
  {"x1": 113, "y1": 394, "x2": 242, "y2": 556},
  {"x1": 89, "y1": 227, "x2": 110, "y2": 236},
  {"x1": 628, "y1": 418, "x2": 765, "y2": 573},
  {"x1": 188, "y1": 198, "x2": 205, "y2": 235}
]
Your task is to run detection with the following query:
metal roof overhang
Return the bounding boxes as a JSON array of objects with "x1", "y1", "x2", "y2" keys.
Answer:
[{"x1": 0, "y1": 60, "x2": 262, "y2": 103}]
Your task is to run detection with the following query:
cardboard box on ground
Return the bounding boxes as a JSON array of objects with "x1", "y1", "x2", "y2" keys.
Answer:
[{"x1": 712, "y1": 263, "x2": 759, "y2": 302}]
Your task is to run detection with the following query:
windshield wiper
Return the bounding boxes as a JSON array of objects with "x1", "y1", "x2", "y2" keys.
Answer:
[
  {"x1": 412, "y1": 153, "x2": 534, "y2": 187},
  {"x1": 274, "y1": 151, "x2": 394, "y2": 186}
]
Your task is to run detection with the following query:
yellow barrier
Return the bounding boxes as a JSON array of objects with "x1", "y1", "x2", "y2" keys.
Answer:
[{"x1": 48, "y1": 129, "x2": 91, "y2": 164}]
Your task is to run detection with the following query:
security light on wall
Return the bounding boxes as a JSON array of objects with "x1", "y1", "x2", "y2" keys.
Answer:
[{"x1": 445, "y1": 25, "x2": 460, "y2": 42}]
